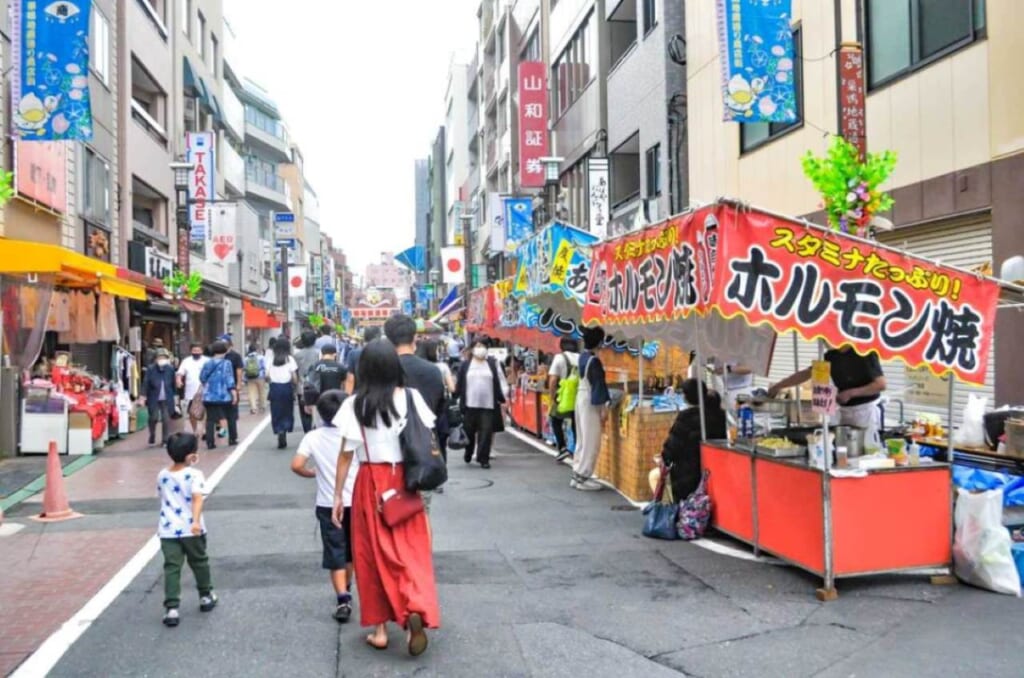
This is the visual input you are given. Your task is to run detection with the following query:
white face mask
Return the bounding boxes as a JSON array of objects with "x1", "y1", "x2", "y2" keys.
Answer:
[
  {"x1": 472, "y1": 347, "x2": 487, "y2": 359},
  {"x1": 156, "y1": 359, "x2": 169, "y2": 367}
]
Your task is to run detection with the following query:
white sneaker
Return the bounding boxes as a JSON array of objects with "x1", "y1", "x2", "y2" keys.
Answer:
[
  {"x1": 575, "y1": 479, "x2": 603, "y2": 491},
  {"x1": 569, "y1": 478, "x2": 579, "y2": 489}
]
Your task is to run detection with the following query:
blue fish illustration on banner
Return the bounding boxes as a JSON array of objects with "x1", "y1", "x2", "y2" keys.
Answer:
[
  {"x1": 504, "y1": 198, "x2": 535, "y2": 249},
  {"x1": 11, "y1": 0, "x2": 94, "y2": 141},
  {"x1": 716, "y1": 0, "x2": 796, "y2": 123}
]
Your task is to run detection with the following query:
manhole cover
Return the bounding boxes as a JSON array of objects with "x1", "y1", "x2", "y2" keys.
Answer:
[
  {"x1": 611, "y1": 505, "x2": 641, "y2": 512},
  {"x1": 443, "y1": 479, "x2": 494, "y2": 491}
]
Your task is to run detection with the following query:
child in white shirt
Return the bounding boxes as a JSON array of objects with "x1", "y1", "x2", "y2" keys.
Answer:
[
  {"x1": 158, "y1": 432, "x2": 217, "y2": 627},
  {"x1": 291, "y1": 390, "x2": 358, "y2": 623}
]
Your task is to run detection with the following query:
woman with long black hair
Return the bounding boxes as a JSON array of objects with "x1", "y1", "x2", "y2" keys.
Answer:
[
  {"x1": 267, "y1": 337, "x2": 299, "y2": 449},
  {"x1": 331, "y1": 339, "x2": 440, "y2": 656}
]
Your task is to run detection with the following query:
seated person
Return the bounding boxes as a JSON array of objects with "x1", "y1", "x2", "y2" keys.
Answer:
[{"x1": 660, "y1": 379, "x2": 727, "y2": 503}]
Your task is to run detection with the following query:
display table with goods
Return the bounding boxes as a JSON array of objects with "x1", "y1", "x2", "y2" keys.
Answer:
[{"x1": 701, "y1": 439, "x2": 952, "y2": 598}]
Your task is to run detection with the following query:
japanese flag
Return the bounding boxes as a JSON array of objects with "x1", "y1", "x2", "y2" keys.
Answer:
[
  {"x1": 442, "y1": 247, "x2": 465, "y2": 284},
  {"x1": 287, "y1": 265, "x2": 307, "y2": 297}
]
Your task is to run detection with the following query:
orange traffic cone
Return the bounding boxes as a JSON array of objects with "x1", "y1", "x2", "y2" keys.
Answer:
[{"x1": 31, "y1": 440, "x2": 83, "y2": 522}]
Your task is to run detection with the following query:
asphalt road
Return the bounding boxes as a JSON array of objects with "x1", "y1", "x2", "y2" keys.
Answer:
[{"x1": 48, "y1": 429, "x2": 1023, "y2": 677}]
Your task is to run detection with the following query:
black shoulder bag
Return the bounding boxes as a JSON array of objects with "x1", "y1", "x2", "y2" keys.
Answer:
[{"x1": 400, "y1": 390, "x2": 448, "y2": 492}]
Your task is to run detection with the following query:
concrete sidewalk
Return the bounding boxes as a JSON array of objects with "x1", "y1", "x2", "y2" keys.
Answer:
[
  {"x1": 0, "y1": 410, "x2": 269, "y2": 677},
  {"x1": 38, "y1": 430, "x2": 1024, "y2": 678}
]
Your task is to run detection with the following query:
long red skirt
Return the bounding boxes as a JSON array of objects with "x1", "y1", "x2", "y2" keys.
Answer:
[{"x1": 352, "y1": 463, "x2": 440, "y2": 629}]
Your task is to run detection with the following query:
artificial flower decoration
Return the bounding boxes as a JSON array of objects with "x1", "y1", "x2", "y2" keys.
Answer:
[
  {"x1": 801, "y1": 136, "x2": 897, "y2": 236},
  {"x1": 163, "y1": 271, "x2": 203, "y2": 300},
  {"x1": 0, "y1": 171, "x2": 14, "y2": 207},
  {"x1": 308, "y1": 313, "x2": 325, "y2": 329}
]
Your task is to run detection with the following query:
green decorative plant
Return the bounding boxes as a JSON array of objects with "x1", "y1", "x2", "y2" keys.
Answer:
[
  {"x1": 801, "y1": 136, "x2": 897, "y2": 236},
  {"x1": 163, "y1": 271, "x2": 203, "y2": 300},
  {"x1": 308, "y1": 313, "x2": 325, "y2": 329},
  {"x1": 0, "y1": 171, "x2": 14, "y2": 207}
]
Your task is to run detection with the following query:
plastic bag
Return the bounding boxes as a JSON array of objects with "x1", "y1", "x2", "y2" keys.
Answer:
[
  {"x1": 953, "y1": 488, "x2": 1021, "y2": 596},
  {"x1": 954, "y1": 394, "x2": 987, "y2": 447}
]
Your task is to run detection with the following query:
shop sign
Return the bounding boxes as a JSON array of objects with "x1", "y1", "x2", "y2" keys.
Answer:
[
  {"x1": 186, "y1": 131, "x2": 214, "y2": 243},
  {"x1": 838, "y1": 46, "x2": 867, "y2": 161},
  {"x1": 273, "y1": 212, "x2": 296, "y2": 238},
  {"x1": 177, "y1": 228, "x2": 190, "y2": 274},
  {"x1": 517, "y1": 61, "x2": 548, "y2": 188},
  {"x1": 210, "y1": 203, "x2": 237, "y2": 262},
  {"x1": 514, "y1": 223, "x2": 597, "y2": 306},
  {"x1": 810, "y1": 360, "x2": 837, "y2": 416},
  {"x1": 904, "y1": 366, "x2": 951, "y2": 408},
  {"x1": 145, "y1": 246, "x2": 174, "y2": 281},
  {"x1": 14, "y1": 140, "x2": 66, "y2": 212},
  {"x1": 85, "y1": 222, "x2": 111, "y2": 262},
  {"x1": 487, "y1": 192, "x2": 507, "y2": 253},
  {"x1": 584, "y1": 205, "x2": 1000, "y2": 385},
  {"x1": 504, "y1": 198, "x2": 534, "y2": 249},
  {"x1": 588, "y1": 158, "x2": 609, "y2": 239}
]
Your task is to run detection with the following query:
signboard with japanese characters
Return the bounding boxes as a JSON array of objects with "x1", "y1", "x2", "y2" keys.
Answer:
[
  {"x1": 187, "y1": 131, "x2": 214, "y2": 243},
  {"x1": 517, "y1": 61, "x2": 548, "y2": 188},
  {"x1": 588, "y1": 158, "x2": 610, "y2": 239},
  {"x1": 513, "y1": 223, "x2": 599, "y2": 314},
  {"x1": 810, "y1": 360, "x2": 837, "y2": 416},
  {"x1": 838, "y1": 46, "x2": 867, "y2": 161},
  {"x1": 585, "y1": 205, "x2": 999, "y2": 385}
]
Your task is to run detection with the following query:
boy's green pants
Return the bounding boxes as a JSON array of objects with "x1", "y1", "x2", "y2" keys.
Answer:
[{"x1": 161, "y1": 535, "x2": 213, "y2": 609}]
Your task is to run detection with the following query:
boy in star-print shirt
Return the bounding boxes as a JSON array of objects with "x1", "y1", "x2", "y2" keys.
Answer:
[{"x1": 157, "y1": 432, "x2": 218, "y2": 627}]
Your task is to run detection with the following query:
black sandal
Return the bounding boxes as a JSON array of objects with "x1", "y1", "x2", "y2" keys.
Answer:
[{"x1": 407, "y1": 612, "x2": 428, "y2": 657}]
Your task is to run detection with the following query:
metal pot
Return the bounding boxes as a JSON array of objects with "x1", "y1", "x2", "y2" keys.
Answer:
[{"x1": 834, "y1": 425, "x2": 866, "y2": 458}]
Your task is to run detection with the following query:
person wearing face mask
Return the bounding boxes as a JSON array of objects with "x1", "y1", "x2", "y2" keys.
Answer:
[
  {"x1": 141, "y1": 349, "x2": 178, "y2": 446},
  {"x1": 455, "y1": 337, "x2": 509, "y2": 469},
  {"x1": 177, "y1": 343, "x2": 210, "y2": 435}
]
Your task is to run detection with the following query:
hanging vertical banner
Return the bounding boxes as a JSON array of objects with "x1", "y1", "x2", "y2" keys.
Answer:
[
  {"x1": 11, "y1": 0, "x2": 94, "y2": 141},
  {"x1": 187, "y1": 131, "x2": 215, "y2": 243},
  {"x1": 210, "y1": 203, "x2": 237, "y2": 262},
  {"x1": 588, "y1": 157, "x2": 610, "y2": 238},
  {"x1": 504, "y1": 198, "x2": 534, "y2": 250},
  {"x1": 715, "y1": 0, "x2": 796, "y2": 123},
  {"x1": 487, "y1": 192, "x2": 506, "y2": 254},
  {"x1": 441, "y1": 247, "x2": 465, "y2": 284},
  {"x1": 287, "y1": 265, "x2": 307, "y2": 297},
  {"x1": 838, "y1": 44, "x2": 867, "y2": 161},
  {"x1": 518, "y1": 61, "x2": 548, "y2": 188}
]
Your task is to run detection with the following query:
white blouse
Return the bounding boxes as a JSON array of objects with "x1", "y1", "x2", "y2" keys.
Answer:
[
  {"x1": 334, "y1": 388, "x2": 437, "y2": 464},
  {"x1": 267, "y1": 356, "x2": 298, "y2": 384}
]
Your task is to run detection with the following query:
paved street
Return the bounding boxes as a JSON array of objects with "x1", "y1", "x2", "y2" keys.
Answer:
[{"x1": 2, "y1": 429, "x2": 1013, "y2": 677}]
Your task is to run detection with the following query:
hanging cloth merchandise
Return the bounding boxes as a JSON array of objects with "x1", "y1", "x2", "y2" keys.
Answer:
[
  {"x1": 46, "y1": 291, "x2": 72, "y2": 333},
  {"x1": 77, "y1": 291, "x2": 99, "y2": 344},
  {"x1": 58, "y1": 291, "x2": 81, "y2": 344},
  {"x1": 96, "y1": 294, "x2": 119, "y2": 342},
  {"x1": 19, "y1": 286, "x2": 40, "y2": 328}
]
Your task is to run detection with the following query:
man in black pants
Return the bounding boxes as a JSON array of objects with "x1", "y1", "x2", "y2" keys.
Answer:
[
  {"x1": 383, "y1": 315, "x2": 446, "y2": 463},
  {"x1": 220, "y1": 335, "x2": 244, "y2": 446}
]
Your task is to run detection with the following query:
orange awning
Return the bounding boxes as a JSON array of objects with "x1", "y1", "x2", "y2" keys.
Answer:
[
  {"x1": 243, "y1": 299, "x2": 281, "y2": 329},
  {"x1": 0, "y1": 238, "x2": 147, "y2": 300}
]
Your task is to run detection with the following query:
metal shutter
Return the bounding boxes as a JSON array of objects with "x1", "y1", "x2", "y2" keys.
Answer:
[{"x1": 876, "y1": 219, "x2": 994, "y2": 426}]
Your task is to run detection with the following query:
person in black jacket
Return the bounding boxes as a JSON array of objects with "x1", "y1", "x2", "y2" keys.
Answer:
[
  {"x1": 661, "y1": 378, "x2": 727, "y2": 503},
  {"x1": 455, "y1": 337, "x2": 509, "y2": 469},
  {"x1": 140, "y1": 348, "x2": 178, "y2": 446}
]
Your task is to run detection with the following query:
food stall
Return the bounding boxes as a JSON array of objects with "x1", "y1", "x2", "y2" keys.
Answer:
[{"x1": 1, "y1": 240, "x2": 148, "y2": 455}]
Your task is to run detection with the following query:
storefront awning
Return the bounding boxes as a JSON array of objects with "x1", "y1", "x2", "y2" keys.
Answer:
[
  {"x1": 0, "y1": 239, "x2": 147, "y2": 300},
  {"x1": 183, "y1": 57, "x2": 212, "y2": 111},
  {"x1": 179, "y1": 298, "x2": 205, "y2": 313},
  {"x1": 243, "y1": 299, "x2": 282, "y2": 329}
]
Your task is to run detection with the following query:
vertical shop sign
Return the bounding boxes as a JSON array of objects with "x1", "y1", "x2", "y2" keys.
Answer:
[
  {"x1": 14, "y1": 140, "x2": 67, "y2": 211},
  {"x1": 715, "y1": 0, "x2": 796, "y2": 123},
  {"x1": 810, "y1": 360, "x2": 837, "y2": 415},
  {"x1": 504, "y1": 198, "x2": 535, "y2": 249},
  {"x1": 588, "y1": 157, "x2": 609, "y2": 238},
  {"x1": 11, "y1": 0, "x2": 94, "y2": 141},
  {"x1": 186, "y1": 131, "x2": 214, "y2": 243},
  {"x1": 838, "y1": 44, "x2": 867, "y2": 161},
  {"x1": 518, "y1": 61, "x2": 548, "y2": 188},
  {"x1": 210, "y1": 203, "x2": 237, "y2": 261}
]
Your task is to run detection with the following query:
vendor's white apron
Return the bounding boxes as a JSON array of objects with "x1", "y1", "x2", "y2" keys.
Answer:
[{"x1": 837, "y1": 400, "x2": 882, "y2": 447}]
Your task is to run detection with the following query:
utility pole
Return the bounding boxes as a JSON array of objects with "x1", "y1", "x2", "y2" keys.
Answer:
[{"x1": 280, "y1": 244, "x2": 289, "y2": 338}]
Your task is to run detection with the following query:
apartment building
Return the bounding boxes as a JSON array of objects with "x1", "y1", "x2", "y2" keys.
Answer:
[
  {"x1": 427, "y1": 126, "x2": 448, "y2": 280},
  {"x1": 414, "y1": 158, "x2": 430, "y2": 270},
  {"x1": 686, "y1": 0, "x2": 1022, "y2": 406},
  {"x1": 444, "y1": 57, "x2": 473, "y2": 248},
  {"x1": 605, "y1": 0, "x2": 686, "y2": 233}
]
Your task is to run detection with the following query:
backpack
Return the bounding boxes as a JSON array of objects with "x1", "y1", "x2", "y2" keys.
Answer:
[
  {"x1": 244, "y1": 353, "x2": 261, "y2": 379},
  {"x1": 555, "y1": 354, "x2": 579, "y2": 415}
]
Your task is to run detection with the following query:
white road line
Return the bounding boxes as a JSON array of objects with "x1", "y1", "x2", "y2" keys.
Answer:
[
  {"x1": 12, "y1": 416, "x2": 271, "y2": 678},
  {"x1": 504, "y1": 428, "x2": 783, "y2": 564}
]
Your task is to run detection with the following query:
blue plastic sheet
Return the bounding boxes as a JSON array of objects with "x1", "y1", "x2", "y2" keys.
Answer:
[{"x1": 952, "y1": 465, "x2": 1024, "y2": 506}]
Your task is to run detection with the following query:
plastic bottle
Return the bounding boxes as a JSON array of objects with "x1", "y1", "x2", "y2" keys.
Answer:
[
  {"x1": 739, "y1": 405, "x2": 754, "y2": 438},
  {"x1": 835, "y1": 445, "x2": 848, "y2": 469}
]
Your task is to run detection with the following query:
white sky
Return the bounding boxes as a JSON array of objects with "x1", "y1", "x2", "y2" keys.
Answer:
[{"x1": 224, "y1": 0, "x2": 480, "y2": 275}]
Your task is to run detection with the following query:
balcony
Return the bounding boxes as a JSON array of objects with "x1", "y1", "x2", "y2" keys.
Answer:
[
  {"x1": 222, "y1": 139, "x2": 245, "y2": 197},
  {"x1": 244, "y1": 109, "x2": 290, "y2": 162},
  {"x1": 245, "y1": 168, "x2": 290, "y2": 210}
]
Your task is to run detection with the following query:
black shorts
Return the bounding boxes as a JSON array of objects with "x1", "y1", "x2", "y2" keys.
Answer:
[{"x1": 315, "y1": 506, "x2": 352, "y2": 570}]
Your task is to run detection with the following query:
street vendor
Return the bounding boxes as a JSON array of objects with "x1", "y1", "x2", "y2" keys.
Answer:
[{"x1": 768, "y1": 344, "x2": 887, "y2": 445}]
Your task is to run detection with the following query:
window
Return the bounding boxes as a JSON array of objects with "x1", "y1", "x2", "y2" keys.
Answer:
[
  {"x1": 198, "y1": 11, "x2": 207, "y2": 60},
  {"x1": 740, "y1": 28, "x2": 803, "y2": 152},
  {"x1": 497, "y1": 94, "x2": 507, "y2": 136},
  {"x1": 521, "y1": 27, "x2": 541, "y2": 62},
  {"x1": 643, "y1": 0, "x2": 657, "y2": 35},
  {"x1": 138, "y1": 0, "x2": 168, "y2": 36},
  {"x1": 645, "y1": 144, "x2": 661, "y2": 197},
  {"x1": 608, "y1": 2, "x2": 637, "y2": 70},
  {"x1": 181, "y1": 0, "x2": 192, "y2": 38},
  {"x1": 184, "y1": 94, "x2": 198, "y2": 133},
  {"x1": 551, "y1": 11, "x2": 596, "y2": 119},
  {"x1": 90, "y1": 8, "x2": 110, "y2": 85},
  {"x1": 83, "y1": 147, "x2": 111, "y2": 226},
  {"x1": 496, "y1": 23, "x2": 505, "y2": 65},
  {"x1": 211, "y1": 35, "x2": 219, "y2": 78},
  {"x1": 132, "y1": 56, "x2": 168, "y2": 143},
  {"x1": 245, "y1": 105, "x2": 284, "y2": 139},
  {"x1": 867, "y1": 0, "x2": 985, "y2": 88}
]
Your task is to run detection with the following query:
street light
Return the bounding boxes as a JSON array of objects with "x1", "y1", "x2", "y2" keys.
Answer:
[
  {"x1": 170, "y1": 159, "x2": 195, "y2": 348},
  {"x1": 539, "y1": 156, "x2": 563, "y2": 226}
]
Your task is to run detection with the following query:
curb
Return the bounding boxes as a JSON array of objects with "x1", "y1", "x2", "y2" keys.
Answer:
[{"x1": 0, "y1": 456, "x2": 96, "y2": 514}]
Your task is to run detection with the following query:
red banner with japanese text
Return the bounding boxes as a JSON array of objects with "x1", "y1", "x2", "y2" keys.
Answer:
[
  {"x1": 518, "y1": 62, "x2": 548, "y2": 188},
  {"x1": 583, "y1": 204, "x2": 999, "y2": 384}
]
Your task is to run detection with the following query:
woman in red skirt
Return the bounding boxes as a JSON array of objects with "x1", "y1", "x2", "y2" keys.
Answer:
[{"x1": 331, "y1": 339, "x2": 440, "y2": 656}]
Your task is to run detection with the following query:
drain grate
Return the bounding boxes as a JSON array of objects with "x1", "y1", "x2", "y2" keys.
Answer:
[{"x1": 610, "y1": 505, "x2": 641, "y2": 511}]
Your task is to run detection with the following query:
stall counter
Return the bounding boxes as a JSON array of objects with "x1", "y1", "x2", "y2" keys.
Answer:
[
  {"x1": 702, "y1": 442, "x2": 953, "y2": 598},
  {"x1": 595, "y1": 406, "x2": 679, "y2": 503},
  {"x1": 510, "y1": 383, "x2": 546, "y2": 437}
]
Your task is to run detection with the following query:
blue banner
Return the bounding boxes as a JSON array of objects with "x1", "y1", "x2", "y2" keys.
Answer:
[
  {"x1": 716, "y1": 0, "x2": 796, "y2": 123},
  {"x1": 12, "y1": 0, "x2": 94, "y2": 141},
  {"x1": 416, "y1": 286, "x2": 431, "y2": 309},
  {"x1": 324, "y1": 288, "x2": 336, "y2": 311},
  {"x1": 504, "y1": 198, "x2": 534, "y2": 248},
  {"x1": 402, "y1": 299, "x2": 413, "y2": 315}
]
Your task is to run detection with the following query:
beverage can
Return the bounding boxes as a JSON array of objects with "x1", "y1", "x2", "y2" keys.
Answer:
[{"x1": 739, "y1": 405, "x2": 754, "y2": 438}]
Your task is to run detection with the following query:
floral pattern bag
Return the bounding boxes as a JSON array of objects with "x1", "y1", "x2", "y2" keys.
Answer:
[{"x1": 676, "y1": 470, "x2": 712, "y2": 540}]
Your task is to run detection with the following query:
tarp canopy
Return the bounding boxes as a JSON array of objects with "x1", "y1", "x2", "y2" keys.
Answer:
[
  {"x1": 512, "y1": 222, "x2": 600, "y2": 319},
  {"x1": 580, "y1": 202, "x2": 1003, "y2": 385},
  {"x1": 0, "y1": 239, "x2": 147, "y2": 300},
  {"x1": 394, "y1": 245, "x2": 427, "y2": 272}
]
